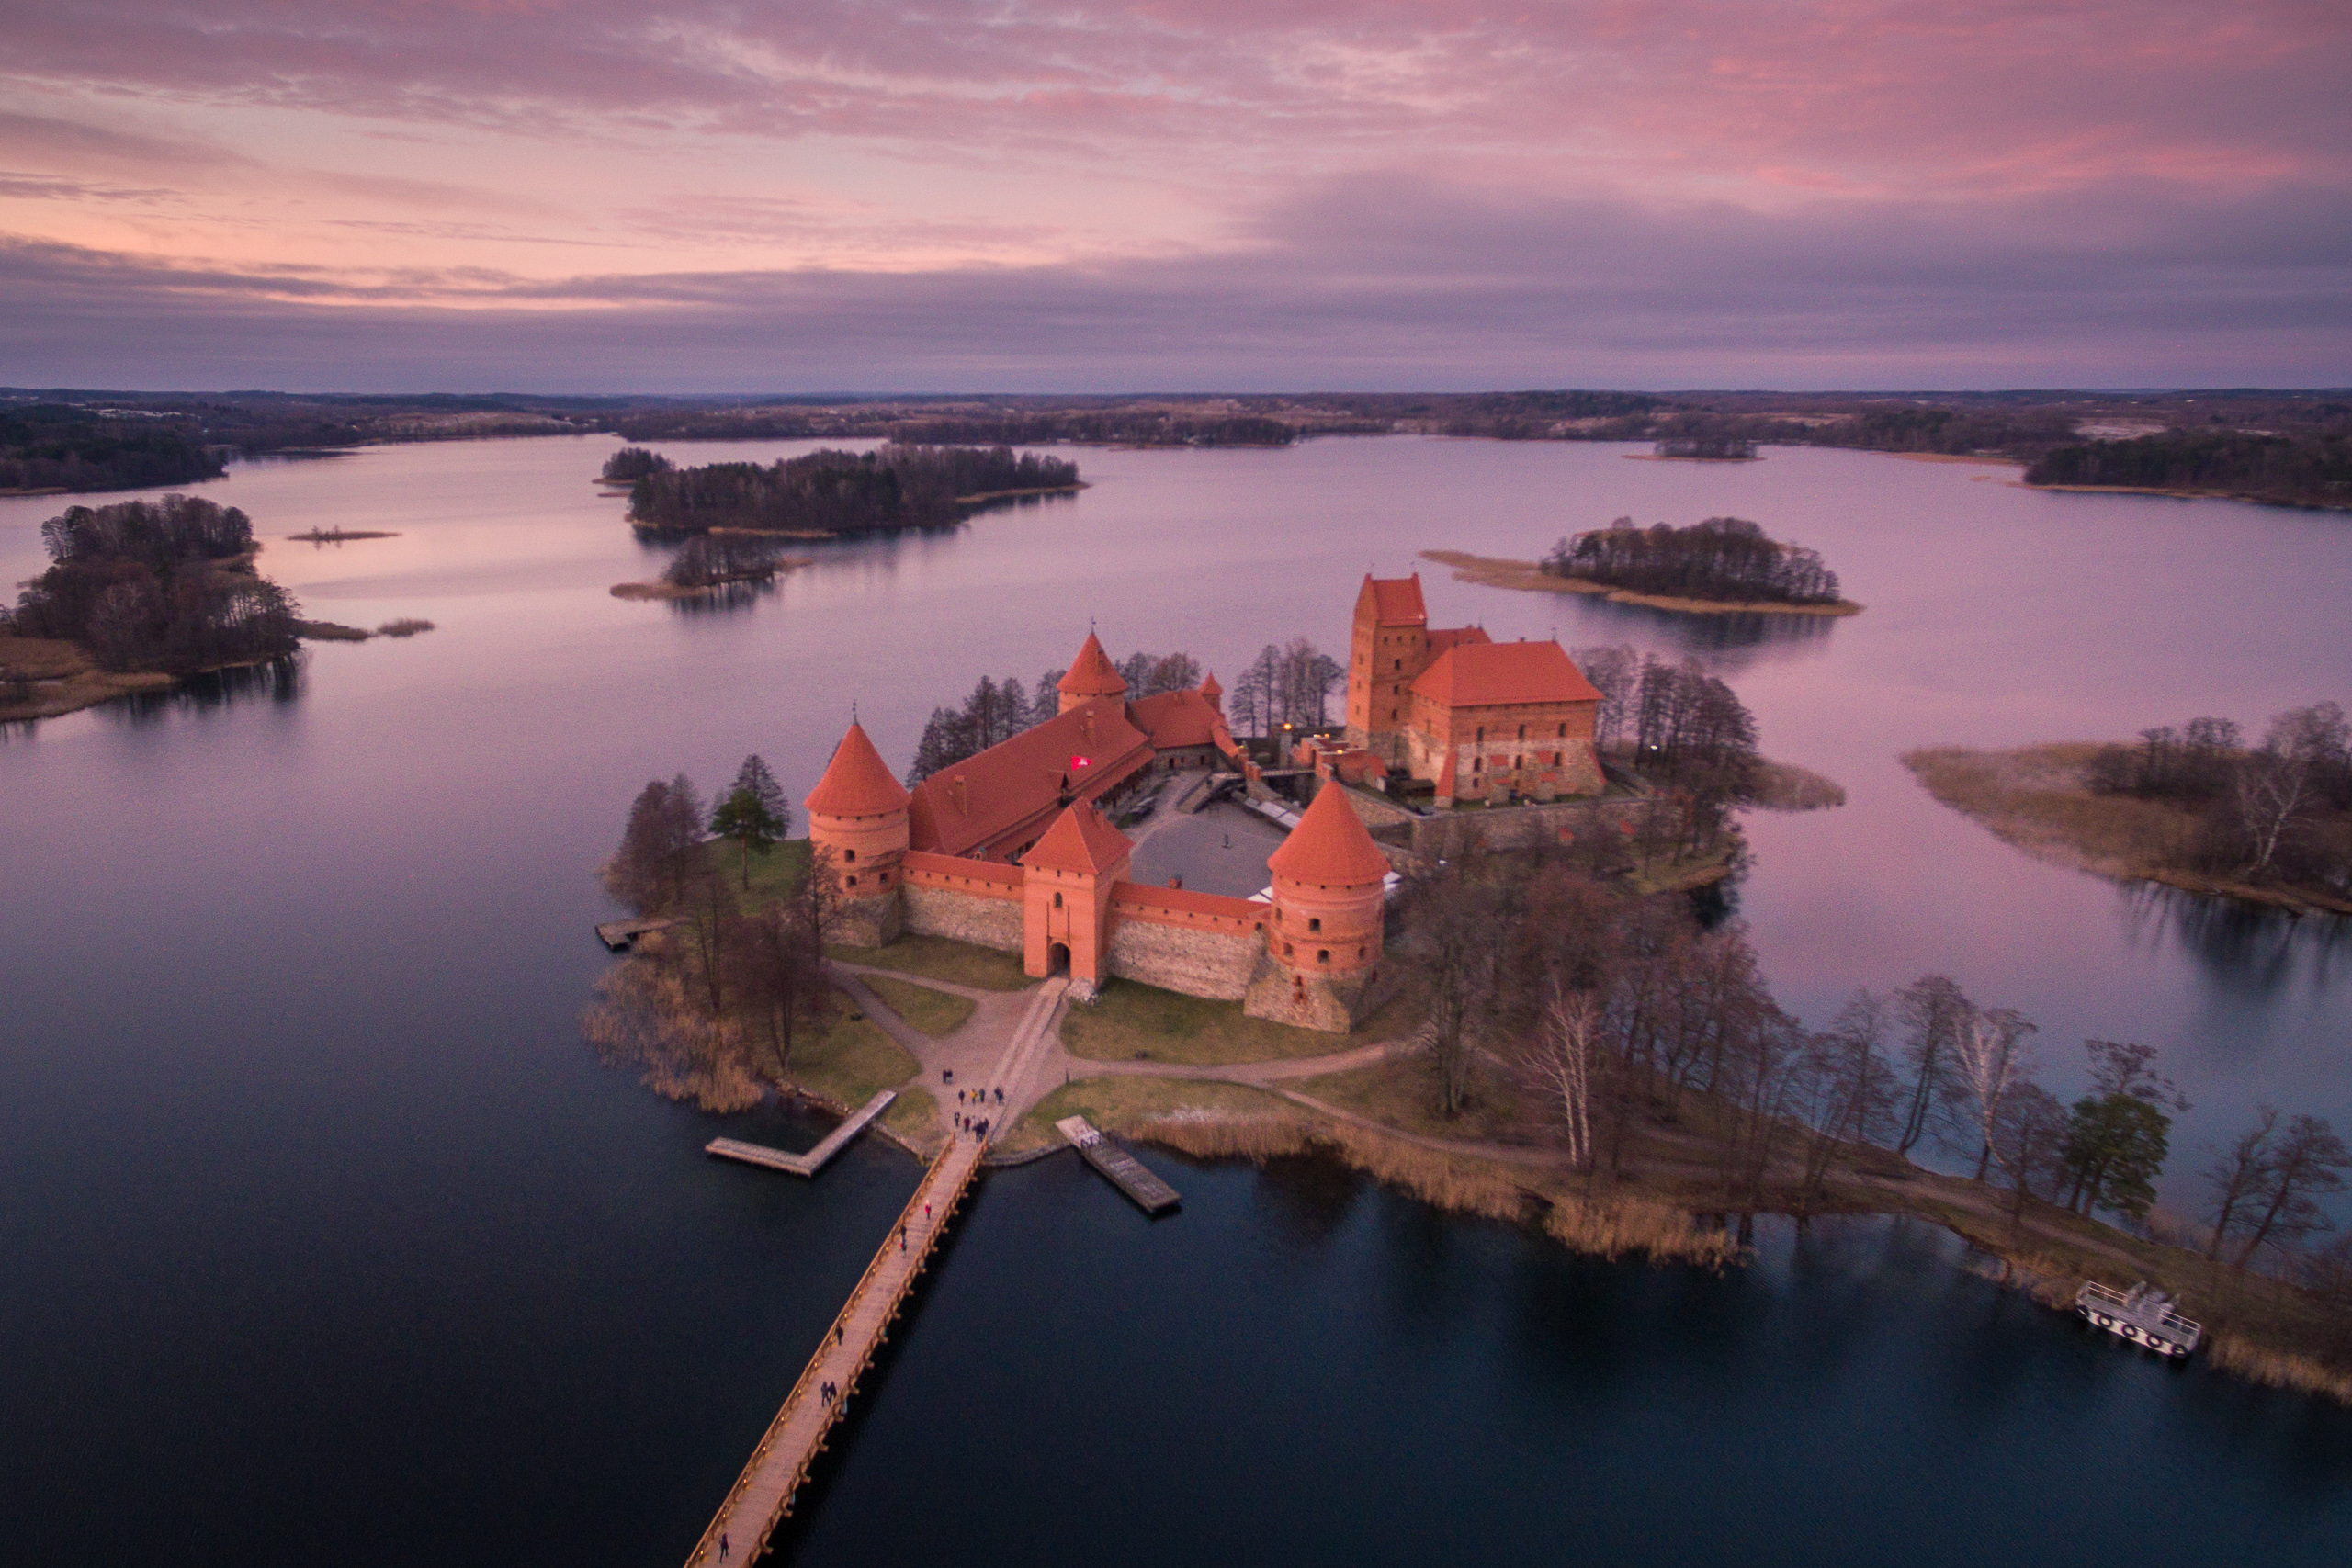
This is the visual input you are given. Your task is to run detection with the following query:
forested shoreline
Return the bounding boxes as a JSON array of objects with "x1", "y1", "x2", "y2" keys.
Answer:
[
  {"x1": 2, "y1": 495, "x2": 301, "y2": 676},
  {"x1": 2025, "y1": 430, "x2": 2352, "y2": 508},
  {"x1": 626, "y1": 446, "x2": 1081, "y2": 536},
  {"x1": 1, "y1": 405, "x2": 225, "y2": 494}
]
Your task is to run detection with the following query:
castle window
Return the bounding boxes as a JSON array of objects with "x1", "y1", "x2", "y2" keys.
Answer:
[
  {"x1": 1054, "y1": 891, "x2": 1063, "y2": 908},
  {"x1": 1283, "y1": 942, "x2": 1294, "y2": 957},
  {"x1": 1317, "y1": 950, "x2": 1329, "y2": 964},
  {"x1": 1473, "y1": 757, "x2": 1483, "y2": 773},
  {"x1": 1476, "y1": 726, "x2": 1484, "y2": 742},
  {"x1": 846, "y1": 874, "x2": 858, "y2": 886},
  {"x1": 1357, "y1": 946, "x2": 1366, "y2": 960},
  {"x1": 1393, "y1": 660, "x2": 1401, "y2": 671},
  {"x1": 843, "y1": 848, "x2": 856, "y2": 863},
  {"x1": 1308, "y1": 917, "x2": 1321, "y2": 932},
  {"x1": 1557, "y1": 723, "x2": 1566, "y2": 738},
  {"x1": 1518, "y1": 725, "x2": 1526, "y2": 739}
]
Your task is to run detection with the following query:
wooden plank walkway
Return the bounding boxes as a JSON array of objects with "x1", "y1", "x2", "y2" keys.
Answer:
[
  {"x1": 706, "y1": 1090, "x2": 897, "y2": 1179},
  {"x1": 684, "y1": 978, "x2": 1068, "y2": 1567},
  {"x1": 594, "y1": 916, "x2": 679, "y2": 951},
  {"x1": 1056, "y1": 1115, "x2": 1182, "y2": 1214}
]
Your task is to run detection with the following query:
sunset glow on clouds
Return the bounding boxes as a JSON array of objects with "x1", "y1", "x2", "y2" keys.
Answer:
[{"x1": 3, "y1": 1, "x2": 2347, "y2": 388}]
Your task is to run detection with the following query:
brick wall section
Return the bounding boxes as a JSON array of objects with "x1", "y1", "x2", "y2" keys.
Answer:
[
  {"x1": 1407, "y1": 692, "x2": 1603, "y2": 802},
  {"x1": 899, "y1": 853, "x2": 1025, "y2": 953},
  {"x1": 1404, "y1": 795, "x2": 1646, "y2": 858},
  {"x1": 1105, "y1": 918, "x2": 1263, "y2": 999}
]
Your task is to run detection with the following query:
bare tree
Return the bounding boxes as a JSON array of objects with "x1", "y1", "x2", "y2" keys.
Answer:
[
  {"x1": 2230, "y1": 1115, "x2": 2351, "y2": 1267},
  {"x1": 1794, "y1": 989, "x2": 1896, "y2": 1213},
  {"x1": 1522, "y1": 976, "x2": 1601, "y2": 1169},
  {"x1": 1408, "y1": 874, "x2": 1502, "y2": 1117},
  {"x1": 1893, "y1": 975, "x2": 1970, "y2": 1156},
  {"x1": 1570, "y1": 644, "x2": 1638, "y2": 753},
  {"x1": 2202, "y1": 1106, "x2": 2282, "y2": 1261},
  {"x1": 734, "y1": 901, "x2": 832, "y2": 1083},
  {"x1": 1950, "y1": 1005, "x2": 2041, "y2": 1183},
  {"x1": 2234, "y1": 748, "x2": 2314, "y2": 879}
]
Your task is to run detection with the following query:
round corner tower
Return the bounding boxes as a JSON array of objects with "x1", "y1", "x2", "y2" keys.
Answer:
[
  {"x1": 1243, "y1": 782, "x2": 1391, "y2": 1032},
  {"x1": 803, "y1": 720, "x2": 910, "y2": 947}
]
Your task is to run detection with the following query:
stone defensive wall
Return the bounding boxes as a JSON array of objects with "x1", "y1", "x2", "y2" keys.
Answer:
[
  {"x1": 900, "y1": 851, "x2": 1024, "y2": 953},
  {"x1": 1104, "y1": 884, "x2": 1268, "y2": 999},
  {"x1": 1400, "y1": 795, "x2": 1646, "y2": 859}
]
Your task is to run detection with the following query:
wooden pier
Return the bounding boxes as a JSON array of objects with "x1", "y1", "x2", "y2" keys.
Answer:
[
  {"x1": 594, "y1": 916, "x2": 679, "y2": 952},
  {"x1": 707, "y1": 1090, "x2": 897, "y2": 1179},
  {"x1": 684, "y1": 978, "x2": 1069, "y2": 1567},
  {"x1": 1057, "y1": 1116, "x2": 1182, "y2": 1213}
]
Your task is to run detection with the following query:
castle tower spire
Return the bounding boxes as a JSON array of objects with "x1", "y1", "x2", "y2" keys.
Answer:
[
  {"x1": 804, "y1": 721, "x2": 911, "y2": 946},
  {"x1": 1057, "y1": 630, "x2": 1127, "y2": 714},
  {"x1": 1245, "y1": 784, "x2": 1392, "y2": 1032}
]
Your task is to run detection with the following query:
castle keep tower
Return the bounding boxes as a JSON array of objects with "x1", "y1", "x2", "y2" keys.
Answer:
[
  {"x1": 1021, "y1": 802, "x2": 1132, "y2": 993},
  {"x1": 803, "y1": 720, "x2": 911, "y2": 947},
  {"x1": 1345, "y1": 573, "x2": 1431, "y2": 763},
  {"x1": 1243, "y1": 784, "x2": 1391, "y2": 1032},
  {"x1": 1057, "y1": 631, "x2": 1127, "y2": 714}
]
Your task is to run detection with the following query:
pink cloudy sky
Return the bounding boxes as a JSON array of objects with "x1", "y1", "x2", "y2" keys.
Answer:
[{"x1": 3, "y1": 0, "x2": 2348, "y2": 390}]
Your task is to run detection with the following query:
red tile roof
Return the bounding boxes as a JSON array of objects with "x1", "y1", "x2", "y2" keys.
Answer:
[
  {"x1": 907, "y1": 697, "x2": 1152, "y2": 856},
  {"x1": 804, "y1": 722, "x2": 911, "y2": 817},
  {"x1": 1199, "y1": 671, "x2": 1221, "y2": 699},
  {"x1": 1426, "y1": 626, "x2": 1492, "y2": 654},
  {"x1": 1025, "y1": 802, "x2": 1134, "y2": 875},
  {"x1": 1057, "y1": 632, "x2": 1126, "y2": 698},
  {"x1": 1268, "y1": 783, "x2": 1391, "y2": 887},
  {"x1": 1358, "y1": 573, "x2": 1428, "y2": 626},
  {"x1": 1409, "y1": 640, "x2": 1601, "y2": 708},
  {"x1": 1127, "y1": 687, "x2": 1238, "y2": 752}
]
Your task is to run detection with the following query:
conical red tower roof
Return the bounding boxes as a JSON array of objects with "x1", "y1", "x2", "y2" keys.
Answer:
[
  {"x1": 1024, "y1": 802, "x2": 1132, "y2": 874},
  {"x1": 804, "y1": 722, "x2": 910, "y2": 817},
  {"x1": 1057, "y1": 632, "x2": 1126, "y2": 699},
  {"x1": 1268, "y1": 784, "x2": 1390, "y2": 887},
  {"x1": 1199, "y1": 671, "x2": 1222, "y2": 699}
]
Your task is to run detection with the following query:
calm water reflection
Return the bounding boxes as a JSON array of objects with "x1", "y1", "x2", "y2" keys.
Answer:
[{"x1": 3, "y1": 436, "x2": 2348, "y2": 1562}]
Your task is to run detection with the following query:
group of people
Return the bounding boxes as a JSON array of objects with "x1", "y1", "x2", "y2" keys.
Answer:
[{"x1": 944, "y1": 1067, "x2": 1001, "y2": 1139}]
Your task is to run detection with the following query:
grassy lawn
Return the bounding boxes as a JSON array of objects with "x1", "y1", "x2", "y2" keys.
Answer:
[
  {"x1": 1289, "y1": 1049, "x2": 1528, "y2": 1144},
  {"x1": 882, "y1": 1087, "x2": 944, "y2": 1156},
  {"x1": 858, "y1": 973, "x2": 978, "y2": 1036},
  {"x1": 1062, "y1": 976, "x2": 1421, "y2": 1066},
  {"x1": 1000, "y1": 1076, "x2": 1292, "y2": 1154},
  {"x1": 702, "y1": 836, "x2": 811, "y2": 912},
  {"x1": 829, "y1": 933, "x2": 1033, "y2": 991},
  {"x1": 785, "y1": 1009, "x2": 919, "y2": 1111}
]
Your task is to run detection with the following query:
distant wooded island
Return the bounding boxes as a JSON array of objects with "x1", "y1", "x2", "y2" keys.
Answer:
[
  {"x1": 621, "y1": 446, "x2": 1082, "y2": 537},
  {"x1": 1, "y1": 404, "x2": 225, "y2": 494}
]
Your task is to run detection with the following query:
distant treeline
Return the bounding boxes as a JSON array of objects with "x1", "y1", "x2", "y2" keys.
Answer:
[
  {"x1": 888, "y1": 413, "x2": 1294, "y2": 446},
  {"x1": 2027, "y1": 431, "x2": 2352, "y2": 508},
  {"x1": 0, "y1": 405, "x2": 225, "y2": 493},
  {"x1": 628, "y1": 446, "x2": 1080, "y2": 536},
  {"x1": 2086, "y1": 705, "x2": 2352, "y2": 900},
  {"x1": 4, "y1": 495, "x2": 301, "y2": 672},
  {"x1": 1545, "y1": 517, "x2": 1843, "y2": 605}
]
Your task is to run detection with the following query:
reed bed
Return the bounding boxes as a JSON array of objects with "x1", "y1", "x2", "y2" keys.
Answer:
[
  {"x1": 2206, "y1": 1335, "x2": 2352, "y2": 1404},
  {"x1": 1136, "y1": 1112, "x2": 1737, "y2": 1268}
]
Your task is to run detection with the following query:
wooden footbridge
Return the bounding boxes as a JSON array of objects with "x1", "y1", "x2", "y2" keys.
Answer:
[
  {"x1": 684, "y1": 978, "x2": 1069, "y2": 1567},
  {"x1": 707, "y1": 1090, "x2": 897, "y2": 1178}
]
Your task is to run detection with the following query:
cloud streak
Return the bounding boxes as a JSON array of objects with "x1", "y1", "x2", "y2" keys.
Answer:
[{"x1": 3, "y1": 1, "x2": 2347, "y2": 385}]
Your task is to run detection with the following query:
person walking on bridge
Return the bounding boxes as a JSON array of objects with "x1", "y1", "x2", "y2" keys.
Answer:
[{"x1": 718, "y1": 1532, "x2": 729, "y2": 1562}]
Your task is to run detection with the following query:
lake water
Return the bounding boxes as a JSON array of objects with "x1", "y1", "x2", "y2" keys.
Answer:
[{"x1": 4, "y1": 436, "x2": 2348, "y2": 1562}]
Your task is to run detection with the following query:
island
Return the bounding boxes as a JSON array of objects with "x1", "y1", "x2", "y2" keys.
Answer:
[
  {"x1": 1, "y1": 403, "x2": 225, "y2": 495},
  {"x1": 2, "y1": 494, "x2": 431, "y2": 723},
  {"x1": 1422, "y1": 521, "x2": 1863, "y2": 617},
  {"x1": 1905, "y1": 714, "x2": 2352, "y2": 916},
  {"x1": 580, "y1": 583, "x2": 2352, "y2": 1425},
  {"x1": 621, "y1": 445, "x2": 1083, "y2": 538},
  {"x1": 611, "y1": 535, "x2": 811, "y2": 601}
]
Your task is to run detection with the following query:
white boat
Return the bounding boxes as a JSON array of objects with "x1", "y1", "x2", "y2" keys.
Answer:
[{"x1": 2075, "y1": 1280, "x2": 2201, "y2": 1358}]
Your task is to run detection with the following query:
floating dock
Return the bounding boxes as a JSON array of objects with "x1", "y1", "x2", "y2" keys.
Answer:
[
  {"x1": 2075, "y1": 1280, "x2": 2202, "y2": 1358},
  {"x1": 707, "y1": 1090, "x2": 896, "y2": 1179},
  {"x1": 594, "y1": 916, "x2": 680, "y2": 951},
  {"x1": 1057, "y1": 1116, "x2": 1181, "y2": 1213}
]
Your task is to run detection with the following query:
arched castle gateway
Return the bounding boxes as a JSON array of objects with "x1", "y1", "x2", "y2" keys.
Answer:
[{"x1": 803, "y1": 631, "x2": 1393, "y2": 1032}]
